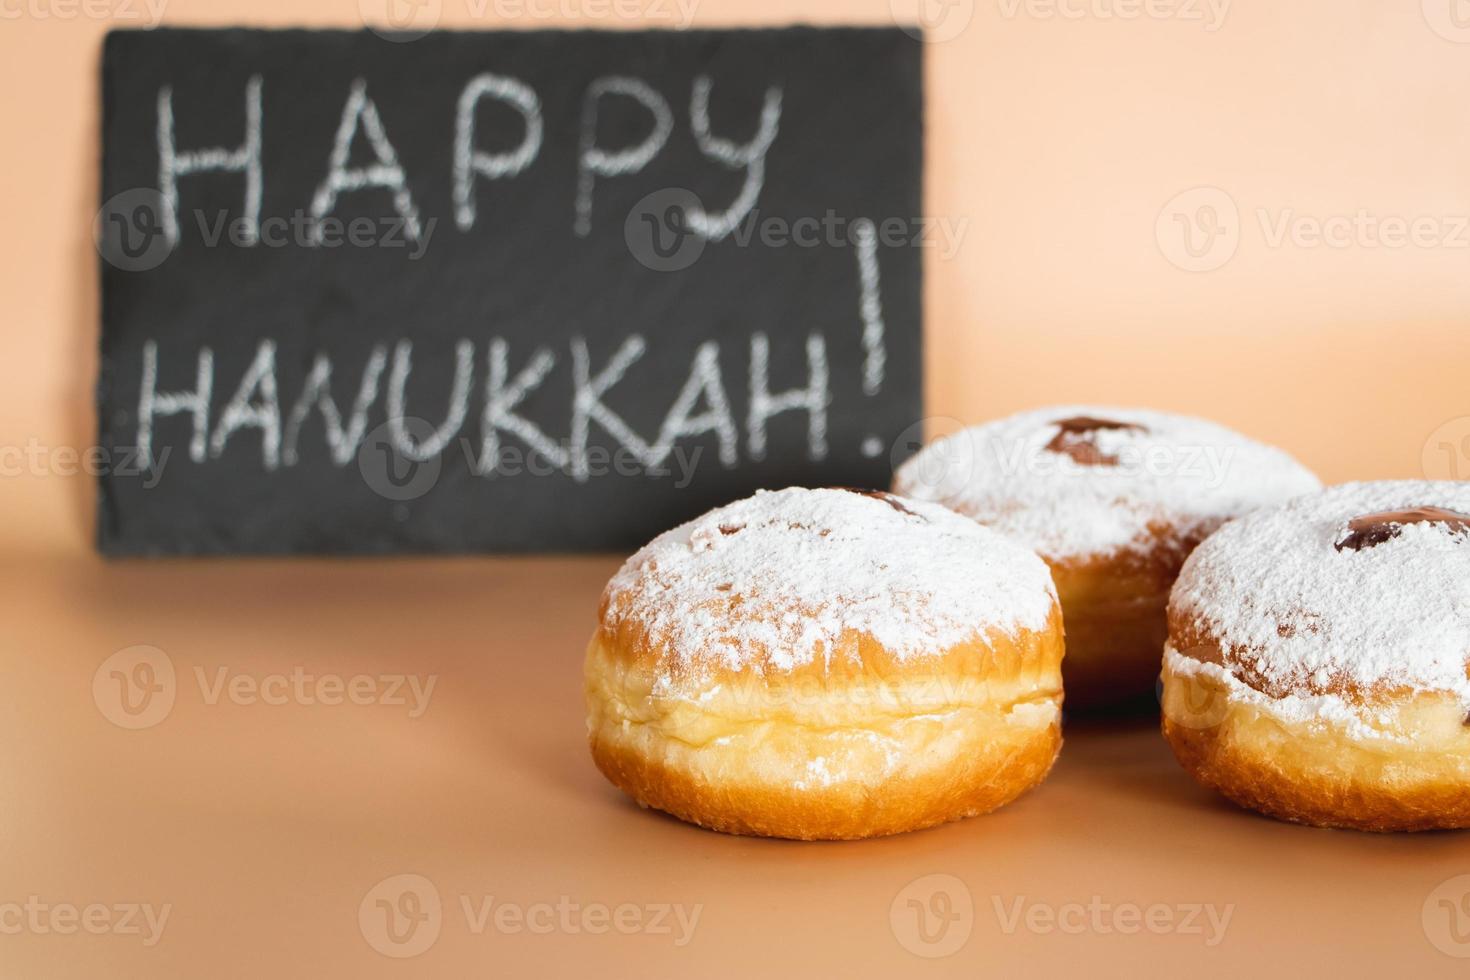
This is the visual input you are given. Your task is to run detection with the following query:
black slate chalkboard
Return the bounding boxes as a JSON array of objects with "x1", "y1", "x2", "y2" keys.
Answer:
[{"x1": 97, "y1": 27, "x2": 923, "y2": 555}]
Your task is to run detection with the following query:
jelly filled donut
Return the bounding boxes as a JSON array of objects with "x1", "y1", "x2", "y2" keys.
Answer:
[
  {"x1": 1162, "y1": 482, "x2": 1470, "y2": 832},
  {"x1": 585, "y1": 487, "x2": 1065, "y2": 840},
  {"x1": 893, "y1": 407, "x2": 1319, "y2": 708}
]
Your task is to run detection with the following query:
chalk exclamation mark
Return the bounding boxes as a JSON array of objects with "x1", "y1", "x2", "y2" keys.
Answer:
[{"x1": 852, "y1": 217, "x2": 886, "y2": 459}]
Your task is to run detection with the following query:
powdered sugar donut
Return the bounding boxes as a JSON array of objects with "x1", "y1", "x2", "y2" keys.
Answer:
[
  {"x1": 893, "y1": 407, "x2": 1320, "y2": 707},
  {"x1": 585, "y1": 487, "x2": 1064, "y2": 840},
  {"x1": 1162, "y1": 481, "x2": 1470, "y2": 832}
]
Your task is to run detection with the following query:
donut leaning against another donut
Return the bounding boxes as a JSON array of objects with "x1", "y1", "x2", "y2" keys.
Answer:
[
  {"x1": 585, "y1": 486, "x2": 1065, "y2": 840},
  {"x1": 1162, "y1": 481, "x2": 1470, "y2": 832},
  {"x1": 893, "y1": 406, "x2": 1321, "y2": 708}
]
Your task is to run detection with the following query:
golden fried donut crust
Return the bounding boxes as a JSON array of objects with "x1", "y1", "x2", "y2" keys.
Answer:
[
  {"x1": 1048, "y1": 527, "x2": 1203, "y2": 708},
  {"x1": 586, "y1": 607, "x2": 1066, "y2": 840},
  {"x1": 1160, "y1": 632, "x2": 1470, "y2": 832},
  {"x1": 1161, "y1": 482, "x2": 1470, "y2": 832}
]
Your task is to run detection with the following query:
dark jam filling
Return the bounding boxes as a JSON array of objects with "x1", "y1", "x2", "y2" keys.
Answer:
[
  {"x1": 830, "y1": 487, "x2": 921, "y2": 519},
  {"x1": 1043, "y1": 416, "x2": 1145, "y2": 466},
  {"x1": 1333, "y1": 506, "x2": 1470, "y2": 552}
]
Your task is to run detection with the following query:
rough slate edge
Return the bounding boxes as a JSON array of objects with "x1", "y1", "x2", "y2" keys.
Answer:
[
  {"x1": 94, "y1": 26, "x2": 927, "y2": 557},
  {"x1": 93, "y1": 26, "x2": 926, "y2": 558},
  {"x1": 93, "y1": 26, "x2": 927, "y2": 558},
  {"x1": 96, "y1": 33, "x2": 120, "y2": 556}
]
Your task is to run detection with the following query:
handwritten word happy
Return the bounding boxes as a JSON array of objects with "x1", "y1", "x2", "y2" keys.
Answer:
[{"x1": 151, "y1": 71, "x2": 780, "y2": 250}]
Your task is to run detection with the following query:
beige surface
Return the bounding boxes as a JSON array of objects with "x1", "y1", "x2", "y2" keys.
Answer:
[
  {"x1": 5, "y1": 0, "x2": 1470, "y2": 552},
  {"x1": 2, "y1": 555, "x2": 1466, "y2": 977}
]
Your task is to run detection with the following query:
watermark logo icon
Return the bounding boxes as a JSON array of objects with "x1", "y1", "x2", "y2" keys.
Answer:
[
  {"x1": 95, "y1": 188, "x2": 175, "y2": 272},
  {"x1": 1424, "y1": 875, "x2": 1470, "y2": 957},
  {"x1": 889, "y1": 416, "x2": 975, "y2": 500},
  {"x1": 1422, "y1": 417, "x2": 1470, "y2": 479},
  {"x1": 1163, "y1": 680, "x2": 1225, "y2": 728},
  {"x1": 1423, "y1": 0, "x2": 1470, "y2": 42},
  {"x1": 1156, "y1": 186, "x2": 1239, "y2": 272},
  {"x1": 625, "y1": 188, "x2": 706, "y2": 272},
  {"x1": 890, "y1": 0, "x2": 975, "y2": 42},
  {"x1": 890, "y1": 874, "x2": 974, "y2": 958},
  {"x1": 359, "y1": 0, "x2": 442, "y2": 41},
  {"x1": 93, "y1": 645, "x2": 176, "y2": 730},
  {"x1": 357, "y1": 418, "x2": 443, "y2": 501},
  {"x1": 360, "y1": 874, "x2": 443, "y2": 958},
  {"x1": 1156, "y1": 652, "x2": 1231, "y2": 730}
]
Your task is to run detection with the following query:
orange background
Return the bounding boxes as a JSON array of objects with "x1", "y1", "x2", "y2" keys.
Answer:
[
  {"x1": 2, "y1": 2, "x2": 1470, "y2": 977},
  {"x1": 5, "y1": 0, "x2": 1470, "y2": 554}
]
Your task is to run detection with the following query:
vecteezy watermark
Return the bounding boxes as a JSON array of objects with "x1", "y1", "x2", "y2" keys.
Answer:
[
  {"x1": 1424, "y1": 874, "x2": 1470, "y2": 958},
  {"x1": 1422, "y1": 0, "x2": 1470, "y2": 43},
  {"x1": 360, "y1": 875, "x2": 443, "y2": 958},
  {"x1": 1255, "y1": 209, "x2": 1470, "y2": 251},
  {"x1": 1421, "y1": 417, "x2": 1470, "y2": 480},
  {"x1": 93, "y1": 646, "x2": 438, "y2": 730},
  {"x1": 891, "y1": 875, "x2": 975, "y2": 958},
  {"x1": 476, "y1": 0, "x2": 699, "y2": 27},
  {"x1": 624, "y1": 191, "x2": 970, "y2": 272},
  {"x1": 359, "y1": 0, "x2": 699, "y2": 41},
  {"x1": 96, "y1": 193, "x2": 438, "y2": 272},
  {"x1": 0, "y1": 898, "x2": 171, "y2": 947},
  {"x1": 358, "y1": 0, "x2": 442, "y2": 41},
  {"x1": 93, "y1": 646, "x2": 177, "y2": 731},
  {"x1": 357, "y1": 418, "x2": 706, "y2": 503},
  {"x1": 194, "y1": 210, "x2": 436, "y2": 260},
  {"x1": 0, "y1": 0, "x2": 167, "y2": 24},
  {"x1": 995, "y1": 0, "x2": 1229, "y2": 30},
  {"x1": 357, "y1": 419, "x2": 446, "y2": 504},
  {"x1": 194, "y1": 666, "x2": 437, "y2": 717},
  {"x1": 1158, "y1": 186, "x2": 1470, "y2": 272},
  {"x1": 886, "y1": 415, "x2": 973, "y2": 493},
  {"x1": 0, "y1": 439, "x2": 167, "y2": 486},
  {"x1": 889, "y1": 0, "x2": 976, "y2": 43},
  {"x1": 991, "y1": 895, "x2": 1234, "y2": 945},
  {"x1": 890, "y1": 877, "x2": 1233, "y2": 956},
  {"x1": 685, "y1": 671, "x2": 982, "y2": 717},
  {"x1": 996, "y1": 439, "x2": 1236, "y2": 484},
  {"x1": 1156, "y1": 186, "x2": 1240, "y2": 273},
  {"x1": 1156, "y1": 647, "x2": 1231, "y2": 730},
  {"x1": 96, "y1": 188, "x2": 176, "y2": 273},
  {"x1": 891, "y1": 420, "x2": 1238, "y2": 501},
  {"x1": 624, "y1": 188, "x2": 707, "y2": 272},
  {"x1": 359, "y1": 874, "x2": 702, "y2": 959},
  {"x1": 459, "y1": 895, "x2": 700, "y2": 945}
]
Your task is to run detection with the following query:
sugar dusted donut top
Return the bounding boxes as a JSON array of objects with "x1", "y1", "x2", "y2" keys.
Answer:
[
  {"x1": 893, "y1": 406, "x2": 1321, "y2": 563},
  {"x1": 1170, "y1": 481, "x2": 1470, "y2": 704},
  {"x1": 601, "y1": 487, "x2": 1057, "y2": 678}
]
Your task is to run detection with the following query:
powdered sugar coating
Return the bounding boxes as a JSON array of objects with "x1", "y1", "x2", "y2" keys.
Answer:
[
  {"x1": 603, "y1": 487, "x2": 1057, "y2": 679},
  {"x1": 1171, "y1": 481, "x2": 1470, "y2": 705},
  {"x1": 1164, "y1": 646, "x2": 1409, "y2": 742},
  {"x1": 893, "y1": 406, "x2": 1321, "y2": 562}
]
